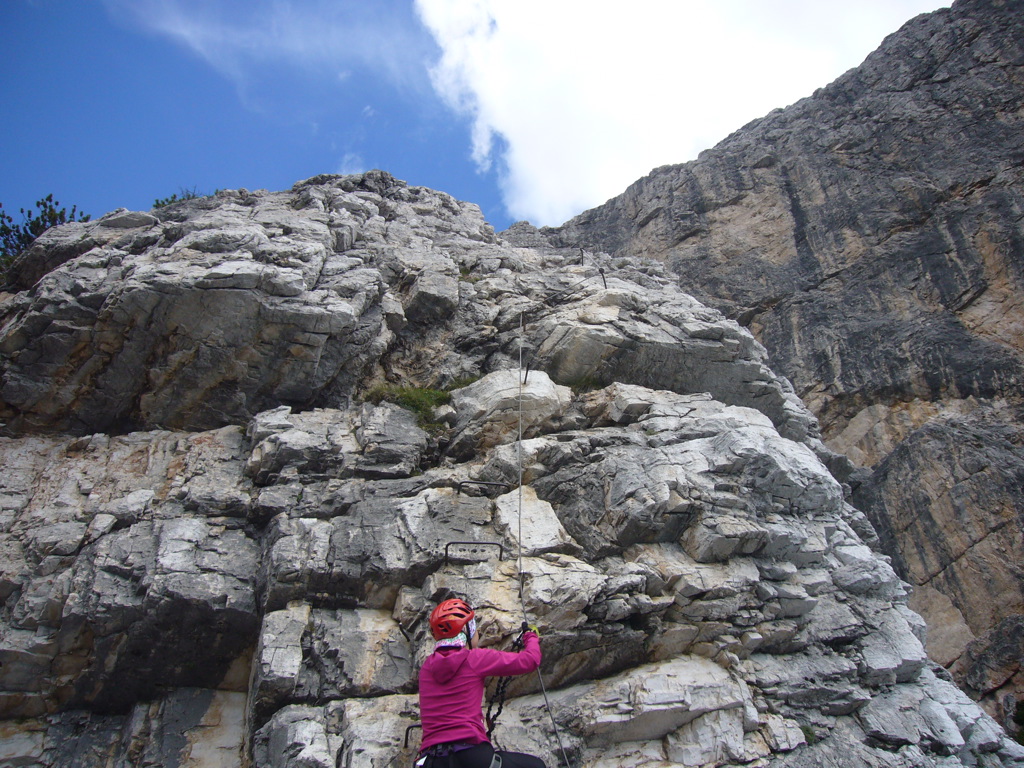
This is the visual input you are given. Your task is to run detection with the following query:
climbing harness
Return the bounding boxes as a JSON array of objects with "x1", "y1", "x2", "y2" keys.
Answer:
[{"x1": 415, "y1": 743, "x2": 503, "y2": 768}]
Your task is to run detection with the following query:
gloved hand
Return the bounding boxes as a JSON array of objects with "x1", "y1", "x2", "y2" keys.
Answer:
[{"x1": 521, "y1": 622, "x2": 540, "y2": 637}]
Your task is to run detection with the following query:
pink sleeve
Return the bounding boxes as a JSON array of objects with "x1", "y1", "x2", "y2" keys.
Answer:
[{"x1": 467, "y1": 632, "x2": 541, "y2": 677}]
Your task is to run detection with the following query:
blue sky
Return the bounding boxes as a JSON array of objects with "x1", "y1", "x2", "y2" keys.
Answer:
[{"x1": 3, "y1": 0, "x2": 948, "y2": 231}]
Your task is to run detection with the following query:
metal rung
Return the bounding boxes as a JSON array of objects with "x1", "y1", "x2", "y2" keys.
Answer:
[
  {"x1": 444, "y1": 541, "x2": 504, "y2": 565},
  {"x1": 456, "y1": 481, "x2": 512, "y2": 495},
  {"x1": 404, "y1": 724, "x2": 421, "y2": 748}
]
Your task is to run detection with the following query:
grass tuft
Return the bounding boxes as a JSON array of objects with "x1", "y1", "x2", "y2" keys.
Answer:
[
  {"x1": 365, "y1": 384, "x2": 452, "y2": 429},
  {"x1": 800, "y1": 725, "x2": 819, "y2": 746}
]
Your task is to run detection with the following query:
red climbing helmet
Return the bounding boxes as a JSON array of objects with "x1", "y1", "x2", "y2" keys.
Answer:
[{"x1": 429, "y1": 598, "x2": 475, "y2": 640}]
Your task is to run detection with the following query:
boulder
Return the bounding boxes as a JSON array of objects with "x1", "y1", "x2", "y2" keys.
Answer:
[{"x1": 447, "y1": 370, "x2": 572, "y2": 457}]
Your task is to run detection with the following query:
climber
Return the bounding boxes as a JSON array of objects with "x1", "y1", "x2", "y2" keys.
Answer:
[{"x1": 417, "y1": 598, "x2": 546, "y2": 768}]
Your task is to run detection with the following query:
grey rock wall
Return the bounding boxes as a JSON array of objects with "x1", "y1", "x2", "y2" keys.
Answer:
[
  {"x1": 1, "y1": 173, "x2": 1021, "y2": 766},
  {"x1": 544, "y1": 0, "x2": 1024, "y2": 728}
]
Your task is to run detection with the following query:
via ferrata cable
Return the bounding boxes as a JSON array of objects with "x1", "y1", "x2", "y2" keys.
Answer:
[{"x1": 515, "y1": 312, "x2": 571, "y2": 767}]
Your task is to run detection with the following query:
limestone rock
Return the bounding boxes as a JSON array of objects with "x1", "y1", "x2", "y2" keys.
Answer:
[
  {"x1": 952, "y1": 616, "x2": 1024, "y2": 708},
  {"x1": 854, "y1": 407, "x2": 1024, "y2": 719},
  {"x1": 447, "y1": 370, "x2": 573, "y2": 457},
  {"x1": 545, "y1": 0, "x2": 1024, "y2": 721},
  {"x1": 557, "y1": 656, "x2": 748, "y2": 745},
  {"x1": 332, "y1": 695, "x2": 421, "y2": 768},
  {"x1": 252, "y1": 704, "x2": 339, "y2": 768},
  {"x1": 493, "y1": 485, "x2": 580, "y2": 557},
  {"x1": 0, "y1": 428, "x2": 258, "y2": 719},
  {"x1": 0, "y1": 689, "x2": 249, "y2": 768},
  {"x1": 245, "y1": 403, "x2": 427, "y2": 485},
  {"x1": 1, "y1": 173, "x2": 491, "y2": 434},
  {"x1": 404, "y1": 271, "x2": 460, "y2": 323},
  {"x1": 2, "y1": 73, "x2": 1023, "y2": 768}
]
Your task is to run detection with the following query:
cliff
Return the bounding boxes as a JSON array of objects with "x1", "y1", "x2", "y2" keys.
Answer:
[
  {"x1": 1, "y1": 171, "x2": 1022, "y2": 767},
  {"x1": 3, "y1": 0, "x2": 1024, "y2": 764},
  {"x1": 547, "y1": 0, "x2": 1024, "y2": 730}
]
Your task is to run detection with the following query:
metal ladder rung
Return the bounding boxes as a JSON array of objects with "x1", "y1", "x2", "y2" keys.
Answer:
[{"x1": 444, "y1": 541, "x2": 504, "y2": 565}]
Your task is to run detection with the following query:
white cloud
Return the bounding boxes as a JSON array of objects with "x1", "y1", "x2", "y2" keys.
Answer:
[
  {"x1": 102, "y1": 0, "x2": 433, "y2": 97},
  {"x1": 337, "y1": 152, "x2": 367, "y2": 175},
  {"x1": 100, "y1": 0, "x2": 952, "y2": 228},
  {"x1": 416, "y1": 0, "x2": 950, "y2": 226}
]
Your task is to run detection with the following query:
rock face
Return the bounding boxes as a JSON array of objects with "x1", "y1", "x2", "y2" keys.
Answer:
[
  {"x1": 545, "y1": 0, "x2": 1024, "y2": 729},
  {"x1": 0, "y1": 171, "x2": 492, "y2": 434},
  {"x1": 2, "y1": 172, "x2": 1023, "y2": 767}
]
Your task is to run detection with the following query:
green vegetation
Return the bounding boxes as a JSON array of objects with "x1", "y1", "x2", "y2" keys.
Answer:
[
  {"x1": 448, "y1": 374, "x2": 482, "y2": 390},
  {"x1": 1, "y1": 194, "x2": 90, "y2": 283},
  {"x1": 563, "y1": 374, "x2": 604, "y2": 393},
  {"x1": 459, "y1": 266, "x2": 485, "y2": 283},
  {"x1": 1014, "y1": 701, "x2": 1024, "y2": 745},
  {"x1": 153, "y1": 186, "x2": 217, "y2": 209},
  {"x1": 800, "y1": 725, "x2": 819, "y2": 745},
  {"x1": 364, "y1": 375, "x2": 480, "y2": 432},
  {"x1": 365, "y1": 383, "x2": 453, "y2": 429}
]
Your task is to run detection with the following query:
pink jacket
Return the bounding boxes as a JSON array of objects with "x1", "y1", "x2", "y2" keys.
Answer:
[{"x1": 418, "y1": 632, "x2": 541, "y2": 750}]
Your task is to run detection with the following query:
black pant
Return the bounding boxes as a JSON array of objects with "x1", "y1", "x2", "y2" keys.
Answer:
[{"x1": 423, "y1": 743, "x2": 546, "y2": 768}]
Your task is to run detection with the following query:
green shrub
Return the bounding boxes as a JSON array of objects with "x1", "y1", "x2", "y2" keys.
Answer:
[
  {"x1": 448, "y1": 374, "x2": 481, "y2": 390},
  {"x1": 365, "y1": 384, "x2": 452, "y2": 429},
  {"x1": 153, "y1": 186, "x2": 209, "y2": 209},
  {"x1": 1, "y1": 195, "x2": 90, "y2": 283},
  {"x1": 564, "y1": 374, "x2": 603, "y2": 393}
]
